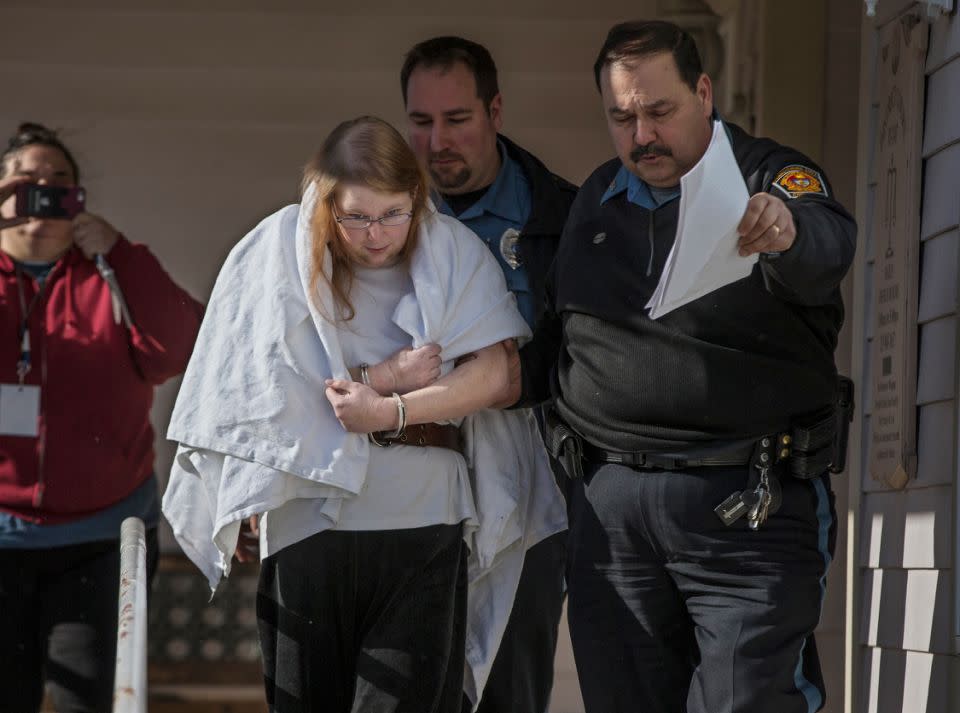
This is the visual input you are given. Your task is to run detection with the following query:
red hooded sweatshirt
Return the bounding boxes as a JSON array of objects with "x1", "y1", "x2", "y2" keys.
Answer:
[{"x1": 0, "y1": 237, "x2": 203, "y2": 523}]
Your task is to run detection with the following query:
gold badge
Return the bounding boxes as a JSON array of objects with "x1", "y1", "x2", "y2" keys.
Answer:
[{"x1": 772, "y1": 165, "x2": 827, "y2": 199}]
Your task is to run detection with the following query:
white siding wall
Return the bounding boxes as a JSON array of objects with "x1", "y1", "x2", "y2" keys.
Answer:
[{"x1": 856, "y1": 6, "x2": 960, "y2": 712}]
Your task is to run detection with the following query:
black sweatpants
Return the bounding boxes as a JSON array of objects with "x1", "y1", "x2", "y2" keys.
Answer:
[
  {"x1": 567, "y1": 462, "x2": 836, "y2": 713},
  {"x1": 257, "y1": 524, "x2": 468, "y2": 713},
  {"x1": 0, "y1": 530, "x2": 160, "y2": 713}
]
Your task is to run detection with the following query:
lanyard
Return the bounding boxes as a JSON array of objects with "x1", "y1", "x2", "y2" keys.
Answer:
[
  {"x1": 94, "y1": 255, "x2": 133, "y2": 329},
  {"x1": 14, "y1": 266, "x2": 47, "y2": 384}
]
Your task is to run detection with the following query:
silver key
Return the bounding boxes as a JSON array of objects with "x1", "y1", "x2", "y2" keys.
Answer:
[
  {"x1": 748, "y1": 488, "x2": 771, "y2": 530},
  {"x1": 747, "y1": 466, "x2": 774, "y2": 530}
]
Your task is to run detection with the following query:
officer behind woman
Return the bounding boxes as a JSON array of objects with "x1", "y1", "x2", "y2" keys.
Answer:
[
  {"x1": 509, "y1": 21, "x2": 856, "y2": 713},
  {"x1": 401, "y1": 37, "x2": 576, "y2": 713}
]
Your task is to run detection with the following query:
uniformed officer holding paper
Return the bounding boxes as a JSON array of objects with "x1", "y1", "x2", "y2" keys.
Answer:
[{"x1": 508, "y1": 20, "x2": 856, "y2": 713}]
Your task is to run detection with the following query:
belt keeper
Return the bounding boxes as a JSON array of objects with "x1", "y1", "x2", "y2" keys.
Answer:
[
  {"x1": 750, "y1": 436, "x2": 776, "y2": 476},
  {"x1": 777, "y1": 432, "x2": 792, "y2": 462}
]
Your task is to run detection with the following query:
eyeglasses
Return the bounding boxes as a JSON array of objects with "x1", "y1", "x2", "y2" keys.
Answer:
[{"x1": 334, "y1": 210, "x2": 414, "y2": 230}]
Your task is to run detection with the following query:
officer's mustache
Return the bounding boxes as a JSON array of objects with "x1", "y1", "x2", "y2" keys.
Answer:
[
  {"x1": 429, "y1": 151, "x2": 465, "y2": 164},
  {"x1": 630, "y1": 143, "x2": 672, "y2": 162}
]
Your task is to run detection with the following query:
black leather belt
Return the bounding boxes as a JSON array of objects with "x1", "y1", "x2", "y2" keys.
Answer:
[{"x1": 580, "y1": 440, "x2": 754, "y2": 471}]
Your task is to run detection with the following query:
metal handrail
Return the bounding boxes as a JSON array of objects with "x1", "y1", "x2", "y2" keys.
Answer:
[{"x1": 113, "y1": 517, "x2": 148, "y2": 713}]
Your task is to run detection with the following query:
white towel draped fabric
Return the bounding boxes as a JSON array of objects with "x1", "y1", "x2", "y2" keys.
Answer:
[{"x1": 162, "y1": 190, "x2": 567, "y2": 705}]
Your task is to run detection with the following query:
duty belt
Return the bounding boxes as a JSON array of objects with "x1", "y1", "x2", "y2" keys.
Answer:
[
  {"x1": 546, "y1": 374, "x2": 856, "y2": 532},
  {"x1": 579, "y1": 440, "x2": 754, "y2": 471},
  {"x1": 545, "y1": 406, "x2": 844, "y2": 482}
]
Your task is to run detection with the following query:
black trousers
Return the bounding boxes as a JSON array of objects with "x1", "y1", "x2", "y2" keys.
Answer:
[
  {"x1": 471, "y1": 530, "x2": 566, "y2": 713},
  {"x1": 567, "y1": 462, "x2": 836, "y2": 713},
  {"x1": 0, "y1": 530, "x2": 160, "y2": 713},
  {"x1": 257, "y1": 524, "x2": 468, "y2": 713}
]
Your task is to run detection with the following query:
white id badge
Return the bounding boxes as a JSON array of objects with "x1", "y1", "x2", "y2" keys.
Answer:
[{"x1": 0, "y1": 384, "x2": 41, "y2": 437}]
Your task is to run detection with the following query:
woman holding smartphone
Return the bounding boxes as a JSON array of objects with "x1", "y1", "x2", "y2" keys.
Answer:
[{"x1": 0, "y1": 122, "x2": 204, "y2": 712}]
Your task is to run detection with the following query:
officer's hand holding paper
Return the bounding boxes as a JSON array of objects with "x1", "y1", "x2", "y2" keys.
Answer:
[{"x1": 646, "y1": 120, "x2": 754, "y2": 319}]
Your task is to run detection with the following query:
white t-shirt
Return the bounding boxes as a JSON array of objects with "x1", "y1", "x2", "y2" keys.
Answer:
[{"x1": 260, "y1": 262, "x2": 476, "y2": 552}]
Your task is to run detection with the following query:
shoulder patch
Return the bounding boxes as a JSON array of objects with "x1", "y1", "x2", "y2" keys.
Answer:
[{"x1": 772, "y1": 165, "x2": 828, "y2": 199}]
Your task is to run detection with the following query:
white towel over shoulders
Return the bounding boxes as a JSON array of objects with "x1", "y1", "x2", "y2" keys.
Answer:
[{"x1": 162, "y1": 191, "x2": 566, "y2": 706}]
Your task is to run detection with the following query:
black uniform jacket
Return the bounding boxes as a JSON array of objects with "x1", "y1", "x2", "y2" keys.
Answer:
[{"x1": 519, "y1": 122, "x2": 857, "y2": 452}]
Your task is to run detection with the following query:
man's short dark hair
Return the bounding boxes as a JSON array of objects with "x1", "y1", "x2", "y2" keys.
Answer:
[
  {"x1": 593, "y1": 20, "x2": 703, "y2": 93},
  {"x1": 400, "y1": 36, "x2": 500, "y2": 109}
]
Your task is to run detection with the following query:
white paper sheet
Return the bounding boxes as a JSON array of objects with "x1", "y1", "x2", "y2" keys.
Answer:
[{"x1": 646, "y1": 120, "x2": 755, "y2": 319}]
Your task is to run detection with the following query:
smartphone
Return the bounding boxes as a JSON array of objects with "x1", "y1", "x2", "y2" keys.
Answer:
[{"x1": 14, "y1": 183, "x2": 86, "y2": 220}]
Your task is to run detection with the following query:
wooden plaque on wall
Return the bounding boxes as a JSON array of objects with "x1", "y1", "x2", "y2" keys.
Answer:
[{"x1": 867, "y1": 12, "x2": 927, "y2": 489}]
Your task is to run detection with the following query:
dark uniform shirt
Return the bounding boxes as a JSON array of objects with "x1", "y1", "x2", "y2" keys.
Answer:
[
  {"x1": 519, "y1": 121, "x2": 857, "y2": 452},
  {"x1": 438, "y1": 140, "x2": 535, "y2": 327}
]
